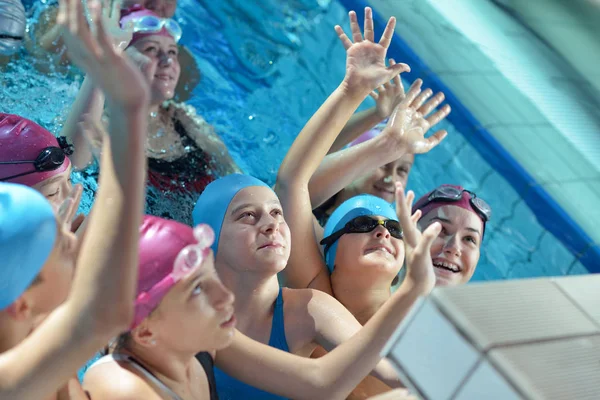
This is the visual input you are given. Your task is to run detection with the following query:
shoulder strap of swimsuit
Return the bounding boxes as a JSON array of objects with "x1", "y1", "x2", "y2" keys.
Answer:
[
  {"x1": 116, "y1": 354, "x2": 185, "y2": 400},
  {"x1": 87, "y1": 354, "x2": 117, "y2": 369},
  {"x1": 268, "y1": 287, "x2": 290, "y2": 352},
  {"x1": 171, "y1": 116, "x2": 193, "y2": 143}
]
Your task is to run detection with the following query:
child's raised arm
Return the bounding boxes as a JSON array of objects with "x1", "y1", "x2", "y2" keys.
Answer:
[
  {"x1": 275, "y1": 7, "x2": 409, "y2": 292},
  {"x1": 0, "y1": 0, "x2": 149, "y2": 397}
]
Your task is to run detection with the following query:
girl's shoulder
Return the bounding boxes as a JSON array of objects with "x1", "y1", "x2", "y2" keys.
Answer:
[{"x1": 83, "y1": 355, "x2": 162, "y2": 400}]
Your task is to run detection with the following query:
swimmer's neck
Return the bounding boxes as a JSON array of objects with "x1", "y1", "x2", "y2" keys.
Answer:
[
  {"x1": 121, "y1": 343, "x2": 198, "y2": 388},
  {"x1": 331, "y1": 281, "x2": 392, "y2": 325},
  {"x1": 216, "y1": 262, "x2": 280, "y2": 335}
]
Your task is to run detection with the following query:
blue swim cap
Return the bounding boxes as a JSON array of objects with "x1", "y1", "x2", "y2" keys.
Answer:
[
  {"x1": 0, "y1": 183, "x2": 57, "y2": 310},
  {"x1": 323, "y1": 194, "x2": 398, "y2": 273},
  {"x1": 192, "y1": 174, "x2": 271, "y2": 254}
]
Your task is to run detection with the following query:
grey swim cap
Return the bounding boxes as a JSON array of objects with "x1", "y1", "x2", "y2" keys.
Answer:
[{"x1": 0, "y1": 0, "x2": 26, "y2": 56}]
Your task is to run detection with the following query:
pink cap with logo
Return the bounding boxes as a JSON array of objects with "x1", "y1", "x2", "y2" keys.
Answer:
[
  {"x1": 133, "y1": 215, "x2": 214, "y2": 328},
  {"x1": 0, "y1": 113, "x2": 71, "y2": 187}
]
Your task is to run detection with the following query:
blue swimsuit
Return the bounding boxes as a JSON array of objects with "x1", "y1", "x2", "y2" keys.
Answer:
[{"x1": 214, "y1": 287, "x2": 290, "y2": 400}]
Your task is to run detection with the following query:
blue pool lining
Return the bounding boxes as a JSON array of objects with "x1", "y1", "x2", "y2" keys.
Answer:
[{"x1": 337, "y1": 0, "x2": 600, "y2": 273}]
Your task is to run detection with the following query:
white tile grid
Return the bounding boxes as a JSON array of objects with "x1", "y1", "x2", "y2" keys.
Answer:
[
  {"x1": 389, "y1": 1, "x2": 595, "y2": 185},
  {"x1": 452, "y1": 5, "x2": 600, "y2": 172},
  {"x1": 372, "y1": 0, "x2": 600, "y2": 250},
  {"x1": 530, "y1": 125, "x2": 600, "y2": 182},
  {"x1": 408, "y1": 0, "x2": 600, "y2": 172},
  {"x1": 539, "y1": 181, "x2": 600, "y2": 244}
]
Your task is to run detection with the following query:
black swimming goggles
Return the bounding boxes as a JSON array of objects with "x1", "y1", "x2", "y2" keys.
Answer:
[
  {"x1": 0, "y1": 137, "x2": 73, "y2": 182},
  {"x1": 320, "y1": 216, "x2": 403, "y2": 255},
  {"x1": 425, "y1": 185, "x2": 492, "y2": 222}
]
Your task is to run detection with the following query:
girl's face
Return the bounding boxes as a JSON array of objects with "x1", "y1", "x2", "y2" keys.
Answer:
[
  {"x1": 31, "y1": 166, "x2": 73, "y2": 208},
  {"x1": 147, "y1": 251, "x2": 236, "y2": 352},
  {"x1": 217, "y1": 187, "x2": 291, "y2": 276},
  {"x1": 418, "y1": 205, "x2": 482, "y2": 286},
  {"x1": 333, "y1": 216, "x2": 405, "y2": 286},
  {"x1": 345, "y1": 154, "x2": 414, "y2": 204},
  {"x1": 133, "y1": 35, "x2": 181, "y2": 103}
]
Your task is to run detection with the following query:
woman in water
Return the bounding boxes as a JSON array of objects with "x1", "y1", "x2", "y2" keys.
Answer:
[
  {"x1": 83, "y1": 212, "x2": 437, "y2": 400},
  {"x1": 0, "y1": 0, "x2": 149, "y2": 395},
  {"x1": 60, "y1": 4, "x2": 239, "y2": 224},
  {"x1": 411, "y1": 184, "x2": 490, "y2": 286},
  {"x1": 31, "y1": 0, "x2": 199, "y2": 100}
]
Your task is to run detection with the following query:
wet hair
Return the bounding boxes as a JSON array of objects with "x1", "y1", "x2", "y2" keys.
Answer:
[{"x1": 103, "y1": 332, "x2": 132, "y2": 356}]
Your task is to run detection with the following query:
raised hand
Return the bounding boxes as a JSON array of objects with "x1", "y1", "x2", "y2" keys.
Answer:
[
  {"x1": 125, "y1": 46, "x2": 158, "y2": 85},
  {"x1": 57, "y1": 0, "x2": 150, "y2": 109},
  {"x1": 381, "y1": 79, "x2": 451, "y2": 155},
  {"x1": 408, "y1": 82, "x2": 451, "y2": 143},
  {"x1": 371, "y1": 58, "x2": 406, "y2": 119},
  {"x1": 336, "y1": 8, "x2": 410, "y2": 94},
  {"x1": 395, "y1": 182, "x2": 441, "y2": 293},
  {"x1": 99, "y1": 0, "x2": 132, "y2": 52},
  {"x1": 56, "y1": 182, "x2": 85, "y2": 234},
  {"x1": 56, "y1": 183, "x2": 83, "y2": 228}
]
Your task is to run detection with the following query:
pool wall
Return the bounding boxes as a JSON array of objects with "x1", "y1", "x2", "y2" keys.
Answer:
[{"x1": 339, "y1": 0, "x2": 600, "y2": 273}]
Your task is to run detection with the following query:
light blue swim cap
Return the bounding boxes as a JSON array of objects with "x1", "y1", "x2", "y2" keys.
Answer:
[
  {"x1": 0, "y1": 183, "x2": 57, "y2": 310},
  {"x1": 323, "y1": 194, "x2": 398, "y2": 273},
  {"x1": 192, "y1": 174, "x2": 271, "y2": 254}
]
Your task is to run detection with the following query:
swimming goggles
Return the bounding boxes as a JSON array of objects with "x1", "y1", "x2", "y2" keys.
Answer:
[
  {"x1": 0, "y1": 137, "x2": 73, "y2": 181},
  {"x1": 425, "y1": 185, "x2": 492, "y2": 221},
  {"x1": 126, "y1": 15, "x2": 182, "y2": 43},
  {"x1": 320, "y1": 216, "x2": 403, "y2": 255},
  {"x1": 132, "y1": 224, "x2": 214, "y2": 328}
]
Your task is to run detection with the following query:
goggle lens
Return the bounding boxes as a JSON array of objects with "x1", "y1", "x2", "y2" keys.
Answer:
[
  {"x1": 130, "y1": 16, "x2": 182, "y2": 43},
  {"x1": 428, "y1": 185, "x2": 492, "y2": 221}
]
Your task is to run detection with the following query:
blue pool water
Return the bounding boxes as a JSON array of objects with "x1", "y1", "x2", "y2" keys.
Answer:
[
  {"x1": 175, "y1": 0, "x2": 590, "y2": 280},
  {"x1": 1, "y1": 0, "x2": 589, "y2": 286}
]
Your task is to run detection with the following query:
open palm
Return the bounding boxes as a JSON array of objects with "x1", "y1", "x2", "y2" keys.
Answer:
[
  {"x1": 395, "y1": 183, "x2": 441, "y2": 293},
  {"x1": 100, "y1": 0, "x2": 132, "y2": 52},
  {"x1": 57, "y1": 0, "x2": 149, "y2": 109},
  {"x1": 336, "y1": 8, "x2": 410, "y2": 93},
  {"x1": 372, "y1": 58, "x2": 406, "y2": 118},
  {"x1": 382, "y1": 79, "x2": 451, "y2": 155}
]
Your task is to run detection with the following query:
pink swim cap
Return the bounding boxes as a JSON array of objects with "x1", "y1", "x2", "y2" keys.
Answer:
[
  {"x1": 133, "y1": 215, "x2": 213, "y2": 328},
  {"x1": 121, "y1": 6, "x2": 175, "y2": 46},
  {"x1": 0, "y1": 113, "x2": 71, "y2": 187},
  {"x1": 412, "y1": 185, "x2": 488, "y2": 237}
]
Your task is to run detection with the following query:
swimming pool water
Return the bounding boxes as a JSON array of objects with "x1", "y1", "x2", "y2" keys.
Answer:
[
  {"x1": 176, "y1": 0, "x2": 590, "y2": 280},
  {"x1": 0, "y1": 0, "x2": 589, "y2": 285}
]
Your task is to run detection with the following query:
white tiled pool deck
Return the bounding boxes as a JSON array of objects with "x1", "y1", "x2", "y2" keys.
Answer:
[{"x1": 370, "y1": 0, "x2": 600, "y2": 247}]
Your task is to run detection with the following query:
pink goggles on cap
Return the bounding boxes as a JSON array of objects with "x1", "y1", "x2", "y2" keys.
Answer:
[
  {"x1": 123, "y1": 14, "x2": 182, "y2": 43},
  {"x1": 132, "y1": 224, "x2": 214, "y2": 329}
]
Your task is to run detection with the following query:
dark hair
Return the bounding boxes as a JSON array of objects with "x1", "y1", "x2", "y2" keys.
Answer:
[{"x1": 102, "y1": 332, "x2": 132, "y2": 356}]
